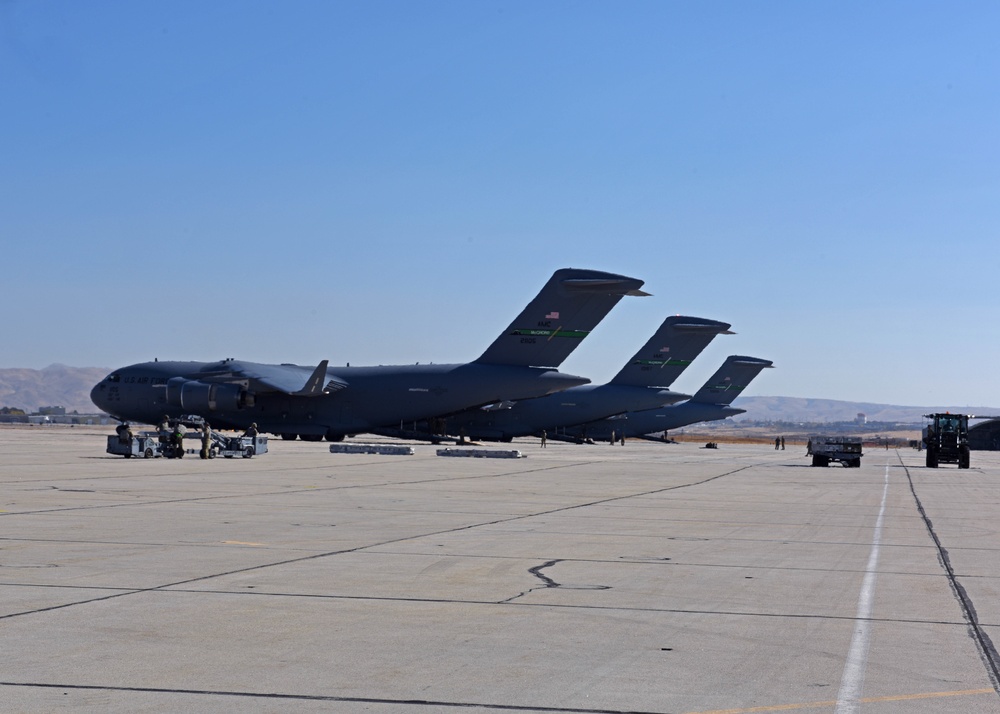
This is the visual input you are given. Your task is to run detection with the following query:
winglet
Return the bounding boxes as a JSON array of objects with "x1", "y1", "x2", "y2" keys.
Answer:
[{"x1": 294, "y1": 360, "x2": 330, "y2": 395}]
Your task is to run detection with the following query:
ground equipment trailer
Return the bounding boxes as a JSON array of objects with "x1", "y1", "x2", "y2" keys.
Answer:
[
  {"x1": 923, "y1": 413, "x2": 970, "y2": 468},
  {"x1": 214, "y1": 434, "x2": 268, "y2": 458},
  {"x1": 106, "y1": 432, "x2": 163, "y2": 459},
  {"x1": 807, "y1": 436, "x2": 863, "y2": 467}
]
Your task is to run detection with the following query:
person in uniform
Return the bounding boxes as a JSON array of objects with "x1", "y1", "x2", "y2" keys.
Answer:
[
  {"x1": 200, "y1": 422, "x2": 212, "y2": 459},
  {"x1": 244, "y1": 422, "x2": 258, "y2": 438},
  {"x1": 116, "y1": 422, "x2": 133, "y2": 445},
  {"x1": 173, "y1": 422, "x2": 186, "y2": 458}
]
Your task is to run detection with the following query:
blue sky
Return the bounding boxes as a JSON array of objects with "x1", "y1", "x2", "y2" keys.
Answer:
[{"x1": 2, "y1": 1, "x2": 998, "y2": 407}]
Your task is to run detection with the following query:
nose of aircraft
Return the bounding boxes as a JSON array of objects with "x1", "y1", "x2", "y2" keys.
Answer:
[{"x1": 90, "y1": 380, "x2": 109, "y2": 412}]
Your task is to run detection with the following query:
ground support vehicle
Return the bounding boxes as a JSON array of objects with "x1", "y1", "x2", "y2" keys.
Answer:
[
  {"x1": 807, "y1": 436, "x2": 863, "y2": 467},
  {"x1": 106, "y1": 432, "x2": 163, "y2": 459},
  {"x1": 923, "y1": 413, "x2": 970, "y2": 468},
  {"x1": 215, "y1": 434, "x2": 268, "y2": 459}
]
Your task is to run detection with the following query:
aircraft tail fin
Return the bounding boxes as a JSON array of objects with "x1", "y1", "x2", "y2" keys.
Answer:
[
  {"x1": 688, "y1": 356, "x2": 774, "y2": 405},
  {"x1": 474, "y1": 268, "x2": 647, "y2": 368},
  {"x1": 608, "y1": 316, "x2": 733, "y2": 388}
]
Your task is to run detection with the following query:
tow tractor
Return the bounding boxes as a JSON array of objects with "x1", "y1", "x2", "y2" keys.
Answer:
[
  {"x1": 106, "y1": 430, "x2": 163, "y2": 459},
  {"x1": 923, "y1": 413, "x2": 970, "y2": 468},
  {"x1": 213, "y1": 432, "x2": 268, "y2": 459}
]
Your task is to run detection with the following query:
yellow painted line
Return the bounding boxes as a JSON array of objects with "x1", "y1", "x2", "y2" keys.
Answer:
[
  {"x1": 686, "y1": 687, "x2": 995, "y2": 714},
  {"x1": 221, "y1": 540, "x2": 266, "y2": 546}
]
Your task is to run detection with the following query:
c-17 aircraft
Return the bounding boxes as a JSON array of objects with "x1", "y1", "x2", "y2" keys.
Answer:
[
  {"x1": 376, "y1": 315, "x2": 733, "y2": 442},
  {"x1": 555, "y1": 355, "x2": 774, "y2": 442},
  {"x1": 90, "y1": 268, "x2": 648, "y2": 440}
]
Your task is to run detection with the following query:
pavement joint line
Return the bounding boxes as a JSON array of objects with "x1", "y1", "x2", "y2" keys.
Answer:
[
  {"x1": 2, "y1": 580, "x2": 984, "y2": 627},
  {"x1": 900, "y1": 450, "x2": 1000, "y2": 698},
  {"x1": 1, "y1": 680, "x2": 994, "y2": 713},
  {"x1": 0, "y1": 681, "x2": 665, "y2": 713},
  {"x1": 0, "y1": 462, "x2": 756, "y2": 620},
  {"x1": 0, "y1": 460, "x2": 606, "y2": 517}
]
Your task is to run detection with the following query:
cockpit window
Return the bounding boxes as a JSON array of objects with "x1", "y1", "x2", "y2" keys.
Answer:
[{"x1": 107, "y1": 373, "x2": 121, "y2": 383}]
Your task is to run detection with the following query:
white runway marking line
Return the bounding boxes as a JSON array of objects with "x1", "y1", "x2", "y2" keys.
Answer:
[{"x1": 834, "y1": 463, "x2": 890, "y2": 714}]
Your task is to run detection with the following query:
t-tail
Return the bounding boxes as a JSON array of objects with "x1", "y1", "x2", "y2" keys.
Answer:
[
  {"x1": 688, "y1": 356, "x2": 774, "y2": 406},
  {"x1": 474, "y1": 268, "x2": 647, "y2": 368},
  {"x1": 608, "y1": 316, "x2": 733, "y2": 388}
]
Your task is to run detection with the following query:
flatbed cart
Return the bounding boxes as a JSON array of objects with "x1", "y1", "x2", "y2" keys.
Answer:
[{"x1": 807, "y1": 435, "x2": 863, "y2": 468}]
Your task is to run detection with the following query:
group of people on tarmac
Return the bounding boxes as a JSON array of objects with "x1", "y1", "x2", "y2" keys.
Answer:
[
  {"x1": 157, "y1": 416, "x2": 191, "y2": 458},
  {"x1": 114, "y1": 418, "x2": 260, "y2": 459},
  {"x1": 149, "y1": 417, "x2": 259, "y2": 459}
]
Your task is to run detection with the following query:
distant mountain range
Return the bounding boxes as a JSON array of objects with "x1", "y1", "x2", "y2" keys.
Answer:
[
  {"x1": 0, "y1": 365, "x2": 110, "y2": 414},
  {"x1": 732, "y1": 396, "x2": 1000, "y2": 424},
  {"x1": 1, "y1": 366, "x2": 998, "y2": 423}
]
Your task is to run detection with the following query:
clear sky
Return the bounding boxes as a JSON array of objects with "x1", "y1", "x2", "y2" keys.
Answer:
[{"x1": 2, "y1": 1, "x2": 998, "y2": 407}]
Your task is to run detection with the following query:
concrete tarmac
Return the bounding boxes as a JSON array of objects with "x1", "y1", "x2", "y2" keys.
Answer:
[{"x1": 2, "y1": 426, "x2": 1000, "y2": 713}]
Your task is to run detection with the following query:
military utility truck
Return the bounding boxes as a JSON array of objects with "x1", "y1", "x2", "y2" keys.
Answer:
[
  {"x1": 807, "y1": 436, "x2": 863, "y2": 468},
  {"x1": 923, "y1": 413, "x2": 970, "y2": 468}
]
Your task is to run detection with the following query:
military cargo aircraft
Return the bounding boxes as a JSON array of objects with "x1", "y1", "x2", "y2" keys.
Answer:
[
  {"x1": 557, "y1": 355, "x2": 774, "y2": 442},
  {"x1": 376, "y1": 316, "x2": 733, "y2": 442},
  {"x1": 90, "y1": 268, "x2": 647, "y2": 440}
]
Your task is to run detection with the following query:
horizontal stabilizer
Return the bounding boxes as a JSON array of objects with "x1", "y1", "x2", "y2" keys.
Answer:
[
  {"x1": 609, "y1": 316, "x2": 732, "y2": 388},
  {"x1": 475, "y1": 268, "x2": 646, "y2": 368},
  {"x1": 689, "y1": 356, "x2": 774, "y2": 405}
]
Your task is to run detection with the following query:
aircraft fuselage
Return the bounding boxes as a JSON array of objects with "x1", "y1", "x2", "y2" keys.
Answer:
[
  {"x1": 444, "y1": 383, "x2": 688, "y2": 441},
  {"x1": 90, "y1": 359, "x2": 589, "y2": 439},
  {"x1": 564, "y1": 401, "x2": 745, "y2": 441}
]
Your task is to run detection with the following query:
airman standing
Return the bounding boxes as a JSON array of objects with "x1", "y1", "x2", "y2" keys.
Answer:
[{"x1": 200, "y1": 422, "x2": 212, "y2": 459}]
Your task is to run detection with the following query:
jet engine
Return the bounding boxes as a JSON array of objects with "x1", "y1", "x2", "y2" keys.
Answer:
[{"x1": 165, "y1": 378, "x2": 247, "y2": 412}]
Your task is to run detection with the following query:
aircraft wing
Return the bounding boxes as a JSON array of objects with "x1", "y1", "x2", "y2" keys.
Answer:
[{"x1": 201, "y1": 360, "x2": 346, "y2": 396}]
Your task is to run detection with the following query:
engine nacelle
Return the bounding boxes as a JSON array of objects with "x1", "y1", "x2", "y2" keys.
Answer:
[{"x1": 166, "y1": 378, "x2": 245, "y2": 412}]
